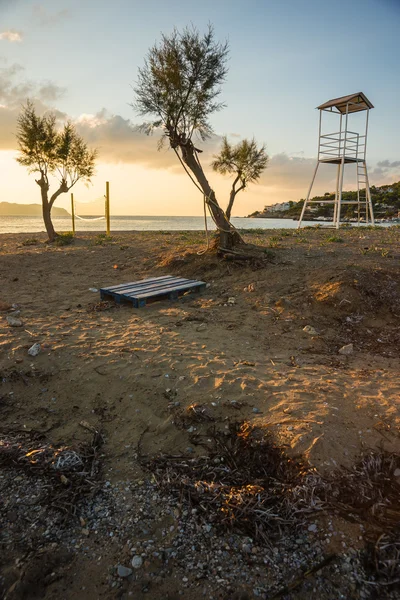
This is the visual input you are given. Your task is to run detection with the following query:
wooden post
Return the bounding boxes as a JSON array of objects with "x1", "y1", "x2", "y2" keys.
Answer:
[
  {"x1": 105, "y1": 181, "x2": 110, "y2": 235},
  {"x1": 71, "y1": 193, "x2": 75, "y2": 235}
]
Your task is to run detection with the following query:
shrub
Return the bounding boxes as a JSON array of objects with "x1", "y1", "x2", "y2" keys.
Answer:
[
  {"x1": 93, "y1": 233, "x2": 114, "y2": 246},
  {"x1": 55, "y1": 232, "x2": 74, "y2": 246},
  {"x1": 326, "y1": 235, "x2": 344, "y2": 243}
]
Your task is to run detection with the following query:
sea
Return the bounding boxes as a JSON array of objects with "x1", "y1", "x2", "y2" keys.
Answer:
[{"x1": 0, "y1": 215, "x2": 319, "y2": 234}]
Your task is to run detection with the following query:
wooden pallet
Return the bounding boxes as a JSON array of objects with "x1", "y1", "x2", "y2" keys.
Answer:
[{"x1": 100, "y1": 275, "x2": 206, "y2": 308}]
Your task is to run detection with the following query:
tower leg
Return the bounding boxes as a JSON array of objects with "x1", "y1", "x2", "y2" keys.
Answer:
[
  {"x1": 364, "y1": 162, "x2": 375, "y2": 225},
  {"x1": 298, "y1": 162, "x2": 319, "y2": 229},
  {"x1": 333, "y1": 163, "x2": 341, "y2": 227},
  {"x1": 336, "y1": 158, "x2": 346, "y2": 229}
]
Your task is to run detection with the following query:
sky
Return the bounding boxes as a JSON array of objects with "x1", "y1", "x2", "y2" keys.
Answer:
[{"x1": 0, "y1": 0, "x2": 399, "y2": 216}]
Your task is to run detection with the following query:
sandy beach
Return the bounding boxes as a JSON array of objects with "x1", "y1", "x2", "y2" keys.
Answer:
[{"x1": 1, "y1": 227, "x2": 400, "y2": 599}]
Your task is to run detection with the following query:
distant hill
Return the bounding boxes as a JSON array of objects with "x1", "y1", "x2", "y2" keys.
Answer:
[
  {"x1": 0, "y1": 202, "x2": 70, "y2": 217},
  {"x1": 248, "y1": 181, "x2": 400, "y2": 220}
]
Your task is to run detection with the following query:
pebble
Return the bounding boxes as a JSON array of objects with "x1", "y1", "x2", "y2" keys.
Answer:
[
  {"x1": 0, "y1": 450, "x2": 381, "y2": 600},
  {"x1": 394, "y1": 468, "x2": 400, "y2": 477},
  {"x1": 117, "y1": 565, "x2": 132, "y2": 578},
  {"x1": 6, "y1": 316, "x2": 23, "y2": 327},
  {"x1": 338, "y1": 343, "x2": 354, "y2": 355},
  {"x1": 303, "y1": 325, "x2": 318, "y2": 336},
  {"x1": 252, "y1": 408, "x2": 261, "y2": 414},
  {"x1": 28, "y1": 343, "x2": 41, "y2": 356},
  {"x1": 131, "y1": 555, "x2": 143, "y2": 569}
]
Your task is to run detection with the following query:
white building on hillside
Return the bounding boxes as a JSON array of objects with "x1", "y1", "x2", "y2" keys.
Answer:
[{"x1": 267, "y1": 202, "x2": 291, "y2": 212}]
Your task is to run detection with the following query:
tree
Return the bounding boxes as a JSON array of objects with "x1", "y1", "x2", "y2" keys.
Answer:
[
  {"x1": 211, "y1": 136, "x2": 268, "y2": 220},
  {"x1": 134, "y1": 25, "x2": 242, "y2": 249},
  {"x1": 16, "y1": 101, "x2": 97, "y2": 241}
]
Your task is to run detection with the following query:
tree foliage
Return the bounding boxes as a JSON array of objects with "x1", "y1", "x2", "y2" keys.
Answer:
[
  {"x1": 212, "y1": 137, "x2": 268, "y2": 218},
  {"x1": 134, "y1": 25, "x2": 229, "y2": 145},
  {"x1": 16, "y1": 101, "x2": 96, "y2": 191},
  {"x1": 212, "y1": 136, "x2": 268, "y2": 186}
]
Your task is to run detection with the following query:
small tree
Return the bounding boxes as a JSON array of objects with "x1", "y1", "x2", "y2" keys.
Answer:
[
  {"x1": 212, "y1": 137, "x2": 268, "y2": 220},
  {"x1": 16, "y1": 101, "x2": 97, "y2": 241},
  {"x1": 134, "y1": 25, "x2": 242, "y2": 249}
]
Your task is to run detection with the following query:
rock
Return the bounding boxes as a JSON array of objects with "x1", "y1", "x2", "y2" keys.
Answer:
[
  {"x1": 303, "y1": 325, "x2": 318, "y2": 336},
  {"x1": 252, "y1": 407, "x2": 261, "y2": 414},
  {"x1": 88, "y1": 288, "x2": 98, "y2": 292},
  {"x1": 339, "y1": 343, "x2": 354, "y2": 355},
  {"x1": 117, "y1": 565, "x2": 132, "y2": 578},
  {"x1": 278, "y1": 297, "x2": 292, "y2": 308},
  {"x1": 227, "y1": 297, "x2": 235, "y2": 305},
  {"x1": 131, "y1": 555, "x2": 143, "y2": 569},
  {"x1": 308, "y1": 524, "x2": 317, "y2": 532},
  {"x1": 81, "y1": 528, "x2": 89, "y2": 536},
  {"x1": 196, "y1": 323, "x2": 207, "y2": 332},
  {"x1": 28, "y1": 343, "x2": 41, "y2": 356},
  {"x1": 6, "y1": 316, "x2": 23, "y2": 327},
  {"x1": 244, "y1": 283, "x2": 256, "y2": 292},
  {"x1": 394, "y1": 468, "x2": 400, "y2": 477}
]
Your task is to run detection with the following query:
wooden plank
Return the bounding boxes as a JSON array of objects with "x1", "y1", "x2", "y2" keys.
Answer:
[
  {"x1": 134, "y1": 281, "x2": 205, "y2": 299},
  {"x1": 120, "y1": 279, "x2": 198, "y2": 298},
  {"x1": 132, "y1": 280, "x2": 204, "y2": 298},
  {"x1": 102, "y1": 275, "x2": 174, "y2": 292},
  {"x1": 110, "y1": 277, "x2": 189, "y2": 297}
]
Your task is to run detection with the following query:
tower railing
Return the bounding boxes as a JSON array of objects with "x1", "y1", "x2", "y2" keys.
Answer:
[{"x1": 318, "y1": 131, "x2": 366, "y2": 162}]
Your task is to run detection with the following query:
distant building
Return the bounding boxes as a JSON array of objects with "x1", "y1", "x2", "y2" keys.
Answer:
[{"x1": 266, "y1": 202, "x2": 291, "y2": 213}]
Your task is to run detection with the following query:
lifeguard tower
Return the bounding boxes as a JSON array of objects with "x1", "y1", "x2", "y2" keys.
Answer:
[{"x1": 298, "y1": 92, "x2": 375, "y2": 228}]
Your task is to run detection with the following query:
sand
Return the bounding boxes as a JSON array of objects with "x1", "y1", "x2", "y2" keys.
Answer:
[{"x1": 1, "y1": 227, "x2": 400, "y2": 598}]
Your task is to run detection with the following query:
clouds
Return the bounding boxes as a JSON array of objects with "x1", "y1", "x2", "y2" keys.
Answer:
[
  {"x1": 74, "y1": 109, "x2": 227, "y2": 172},
  {"x1": 0, "y1": 60, "x2": 398, "y2": 202},
  {"x1": 32, "y1": 4, "x2": 71, "y2": 26},
  {"x1": 0, "y1": 30, "x2": 23, "y2": 42},
  {"x1": 377, "y1": 159, "x2": 400, "y2": 169},
  {"x1": 0, "y1": 62, "x2": 65, "y2": 107},
  {"x1": 369, "y1": 158, "x2": 400, "y2": 185},
  {"x1": 0, "y1": 61, "x2": 66, "y2": 150}
]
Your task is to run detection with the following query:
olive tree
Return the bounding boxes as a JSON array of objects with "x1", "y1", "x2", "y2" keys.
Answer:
[
  {"x1": 212, "y1": 137, "x2": 268, "y2": 220},
  {"x1": 16, "y1": 101, "x2": 97, "y2": 241},
  {"x1": 134, "y1": 25, "x2": 242, "y2": 249}
]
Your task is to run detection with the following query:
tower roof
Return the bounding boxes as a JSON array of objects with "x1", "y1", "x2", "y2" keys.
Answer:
[{"x1": 317, "y1": 92, "x2": 374, "y2": 114}]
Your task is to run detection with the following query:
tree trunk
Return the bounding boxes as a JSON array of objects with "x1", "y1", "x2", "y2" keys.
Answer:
[
  {"x1": 226, "y1": 189, "x2": 236, "y2": 221},
  {"x1": 180, "y1": 144, "x2": 241, "y2": 249},
  {"x1": 40, "y1": 186, "x2": 57, "y2": 242}
]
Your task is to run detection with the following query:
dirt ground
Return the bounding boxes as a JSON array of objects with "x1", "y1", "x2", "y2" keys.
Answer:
[{"x1": 1, "y1": 227, "x2": 400, "y2": 599}]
